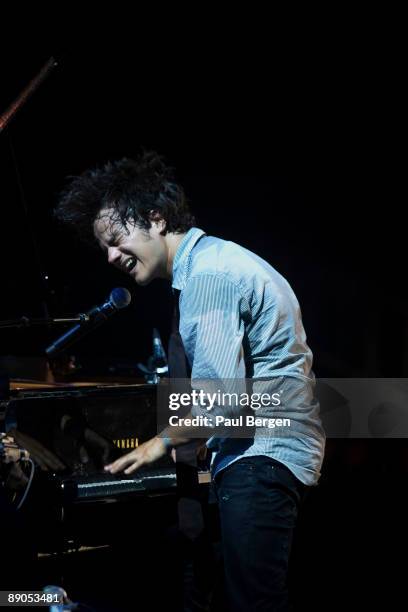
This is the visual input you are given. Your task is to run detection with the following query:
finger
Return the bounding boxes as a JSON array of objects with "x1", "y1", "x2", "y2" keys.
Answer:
[
  {"x1": 79, "y1": 446, "x2": 89, "y2": 465},
  {"x1": 124, "y1": 461, "x2": 141, "y2": 475},
  {"x1": 104, "y1": 460, "x2": 122, "y2": 473},
  {"x1": 105, "y1": 452, "x2": 137, "y2": 473}
]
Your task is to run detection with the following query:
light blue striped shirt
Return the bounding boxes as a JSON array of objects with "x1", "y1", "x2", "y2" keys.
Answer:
[{"x1": 172, "y1": 227, "x2": 325, "y2": 485}]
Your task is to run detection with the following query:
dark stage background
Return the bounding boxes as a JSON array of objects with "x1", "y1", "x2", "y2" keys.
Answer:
[
  {"x1": 1, "y1": 49, "x2": 405, "y2": 379},
  {"x1": 0, "y1": 47, "x2": 406, "y2": 609}
]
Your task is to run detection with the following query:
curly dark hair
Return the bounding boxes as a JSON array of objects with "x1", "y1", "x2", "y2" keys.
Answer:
[{"x1": 54, "y1": 151, "x2": 195, "y2": 243}]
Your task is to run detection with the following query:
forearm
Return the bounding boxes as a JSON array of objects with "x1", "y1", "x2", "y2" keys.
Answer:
[{"x1": 159, "y1": 410, "x2": 210, "y2": 449}]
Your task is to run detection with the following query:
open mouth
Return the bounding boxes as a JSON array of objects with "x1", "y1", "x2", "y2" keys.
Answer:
[{"x1": 124, "y1": 257, "x2": 137, "y2": 273}]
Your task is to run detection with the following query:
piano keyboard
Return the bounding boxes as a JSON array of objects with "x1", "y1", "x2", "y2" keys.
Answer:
[{"x1": 61, "y1": 467, "x2": 211, "y2": 500}]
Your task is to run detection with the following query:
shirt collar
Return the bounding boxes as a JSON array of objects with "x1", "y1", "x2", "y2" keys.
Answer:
[{"x1": 172, "y1": 227, "x2": 206, "y2": 290}]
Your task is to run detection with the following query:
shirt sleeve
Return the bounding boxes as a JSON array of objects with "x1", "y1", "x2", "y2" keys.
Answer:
[{"x1": 179, "y1": 274, "x2": 246, "y2": 380}]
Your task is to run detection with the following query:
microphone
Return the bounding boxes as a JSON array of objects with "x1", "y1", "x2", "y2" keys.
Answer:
[
  {"x1": 45, "y1": 288, "x2": 131, "y2": 357},
  {"x1": 152, "y1": 327, "x2": 168, "y2": 376}
]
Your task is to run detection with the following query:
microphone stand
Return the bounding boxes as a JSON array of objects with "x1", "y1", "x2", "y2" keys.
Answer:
[
  {"x1": 0, "y1": 314, "x2": 91, "y2": 330},
  {"x1": 137, "y1": 328, "x2": 169, "y2": 384},
  {"x1": 1, "y1": 57, "x2": 59, "y2": 324},
  {"x1": 0, "y1": 57, "x2": 58, "y2": 133}
]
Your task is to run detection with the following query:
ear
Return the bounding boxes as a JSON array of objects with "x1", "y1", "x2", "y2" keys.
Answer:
[{"x1": 149, "y1": 211, "x2": 167, "y2": 235}]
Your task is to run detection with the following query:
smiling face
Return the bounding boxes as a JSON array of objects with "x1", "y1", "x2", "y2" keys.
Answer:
[{"x1": 93, "y1": 209, "x2": 170, "y2": 286}]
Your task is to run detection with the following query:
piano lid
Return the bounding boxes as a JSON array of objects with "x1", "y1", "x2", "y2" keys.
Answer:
[{"x1": 2, "y1": 383, "x2": 158, "y2": 475}]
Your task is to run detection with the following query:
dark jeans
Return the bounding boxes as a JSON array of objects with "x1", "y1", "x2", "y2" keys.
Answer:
[{"x1": 213, "y1": 455, "x2": 307, "y2": 612}]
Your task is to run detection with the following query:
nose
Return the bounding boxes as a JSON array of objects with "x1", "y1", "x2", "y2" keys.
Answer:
[{"x1": 107, "y1": 246, "x2": 121, "y2": 266}]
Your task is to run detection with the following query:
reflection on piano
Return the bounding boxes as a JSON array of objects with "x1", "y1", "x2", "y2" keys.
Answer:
[{"x1": 2, "y1": 382, "x2": 159, "y2": 475}]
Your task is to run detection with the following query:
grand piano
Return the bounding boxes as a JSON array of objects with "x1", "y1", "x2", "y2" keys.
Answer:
[{"x1": 0, "y1": 379, "x2": 210, "y2": 553}]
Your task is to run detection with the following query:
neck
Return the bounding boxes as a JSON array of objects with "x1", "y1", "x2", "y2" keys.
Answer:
[{"x1": 165, "y1": 232, "x2": 186, "y2": 279}]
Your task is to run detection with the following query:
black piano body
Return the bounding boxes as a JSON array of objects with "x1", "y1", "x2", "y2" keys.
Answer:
[{"x1": 0, "y1": 382, "x2": 210, "y2": 553}]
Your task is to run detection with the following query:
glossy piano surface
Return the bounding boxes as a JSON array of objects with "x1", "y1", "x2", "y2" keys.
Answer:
[
  {"x1": 1, "y1": 380, "x2": 212, "y2": 553},
  {"x1": 2, "y1": 381, "x2": 159, "y2": 474}
]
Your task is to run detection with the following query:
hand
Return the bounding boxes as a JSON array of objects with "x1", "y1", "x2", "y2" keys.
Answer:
[
  {"x1": 59, "y1": 414, "x2": 113, "y2": 467},
  {"x1": 78, "y1": 427, "x2": 113, "y2": 466},
  {"x1": 104, "y1": 436, "x2": 167, "y2": 475},
  {"x1": 5, "y1": 463, "x2": 29, "y2": 490},
  {"x1": 8, "y1": 428, "x2": 65, "y2": 472}
]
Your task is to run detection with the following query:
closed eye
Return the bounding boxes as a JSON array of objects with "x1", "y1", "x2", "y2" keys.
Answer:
[{"x1": 107, "y1": 234, "x2": 119, "y2": 247}]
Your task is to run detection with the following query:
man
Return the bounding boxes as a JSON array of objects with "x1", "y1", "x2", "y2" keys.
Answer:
[{"x1": 56, "y1": 151, "x2": 325, "y2": 611}]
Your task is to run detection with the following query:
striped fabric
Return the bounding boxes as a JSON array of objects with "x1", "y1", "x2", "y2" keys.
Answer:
[{"x1": 172, "y1": 228, "x2": 325, "y2": 486}]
